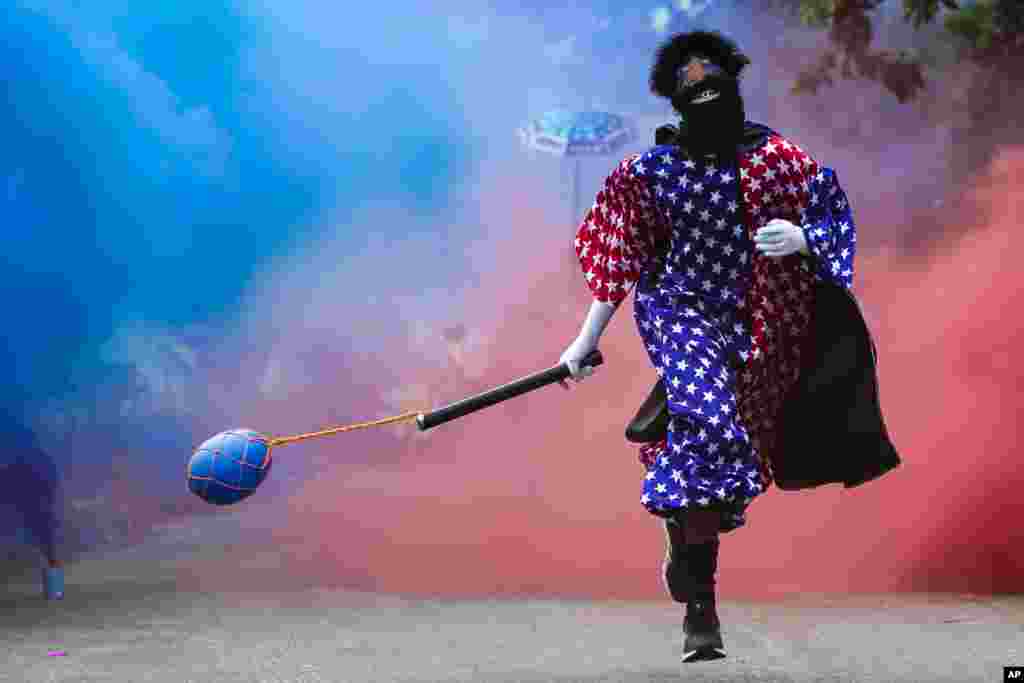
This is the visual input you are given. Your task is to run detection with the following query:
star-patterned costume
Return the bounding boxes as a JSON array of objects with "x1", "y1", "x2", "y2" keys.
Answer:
[{"x1": 574, "y1": 122, "x2": 862, "y2": 532}]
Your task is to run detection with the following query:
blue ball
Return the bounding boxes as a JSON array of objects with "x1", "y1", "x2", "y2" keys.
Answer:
[{"x1": 187, "y1": 429, "x2": 273, "y2": 506}]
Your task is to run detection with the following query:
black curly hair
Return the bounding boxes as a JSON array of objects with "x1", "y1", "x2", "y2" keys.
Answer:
[{"x1": 649, "y1": 30, "x2": 751, "y2": 99}]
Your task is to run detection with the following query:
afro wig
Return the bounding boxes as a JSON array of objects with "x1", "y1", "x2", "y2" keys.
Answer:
[{"x1": 649, "y1": 30, "x2": 751, "y2": 99}]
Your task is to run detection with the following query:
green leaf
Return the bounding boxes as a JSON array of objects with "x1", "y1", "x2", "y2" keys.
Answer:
[
  {"x1": 944, "y1": 0, "x2": 998, "y2": 49},
  {"x1": 800, "y1": 0, "x2": 836, "y2": 28}
]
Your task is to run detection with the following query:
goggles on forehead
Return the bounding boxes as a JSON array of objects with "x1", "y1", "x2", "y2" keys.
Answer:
[{"x1": 676, "y1": 58, "x2": 727, "y2": 92}]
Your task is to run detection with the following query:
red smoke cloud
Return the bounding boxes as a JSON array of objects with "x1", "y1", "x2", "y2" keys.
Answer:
[
  {"x1": 845, "y1": 146, "x2": 1024, "y2": 594},
  {"x1": 228, "y1": 146, "x2": 1024, "y2": 600}
]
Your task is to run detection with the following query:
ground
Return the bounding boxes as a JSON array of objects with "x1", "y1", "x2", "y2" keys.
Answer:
[{"x1": 2, "y1": 533, "x2": 1021, "y2": 682}]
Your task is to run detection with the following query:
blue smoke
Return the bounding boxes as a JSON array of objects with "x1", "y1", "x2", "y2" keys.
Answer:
[{"x1": 0, "y1": 1, "x2": 474, "y2": 556}]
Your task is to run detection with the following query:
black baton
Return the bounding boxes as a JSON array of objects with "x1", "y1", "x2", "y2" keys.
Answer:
[{"x1": 416, "y1": 350, "x2": 604, "y2": 431}]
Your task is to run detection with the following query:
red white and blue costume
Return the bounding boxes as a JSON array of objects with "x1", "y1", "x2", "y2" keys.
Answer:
[{"x1": 574, "y1": 122, "x2": 895, "y2": 532}]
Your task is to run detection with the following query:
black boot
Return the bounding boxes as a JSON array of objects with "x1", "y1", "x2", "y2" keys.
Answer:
[{"x1": 682, "y1": 539, "x2": 725, "y2": 663}]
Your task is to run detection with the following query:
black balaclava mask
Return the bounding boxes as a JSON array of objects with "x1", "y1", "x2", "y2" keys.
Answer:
[
  {"x1": 672, "y1": 70, "x2": 746, "y2": 157},
  {"x1": 649, "y1": 31, "x2": 751, "y2": 159}
]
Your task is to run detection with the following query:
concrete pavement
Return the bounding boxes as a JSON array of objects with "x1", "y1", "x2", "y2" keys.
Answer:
[{"x1": 1, "y1": 532, "x2": 1021, "y2": 682}]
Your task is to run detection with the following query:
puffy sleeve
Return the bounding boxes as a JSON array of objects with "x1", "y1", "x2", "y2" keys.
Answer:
[
  {"x1": 574, "y1": 154, "x2": 669, "y2": 306},
  {"x1": 771, "y1": 139, "x2": 856, "y2": 290},
  {"x1": 798, "y1": 166, "x2": 856, "y2": 290}
]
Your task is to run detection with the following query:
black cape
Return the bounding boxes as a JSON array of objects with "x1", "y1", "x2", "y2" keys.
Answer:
[{"x1": 628, "y1": 122, "x2": 901, "y2": 491}]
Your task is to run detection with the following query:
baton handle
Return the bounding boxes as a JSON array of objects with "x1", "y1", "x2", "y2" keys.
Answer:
[{"x1": 416, "y1": 350, "x2": 604, "y2": 432}]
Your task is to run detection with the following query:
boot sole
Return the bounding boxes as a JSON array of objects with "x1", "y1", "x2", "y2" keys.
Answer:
[
  {"x1": 682, "y1": 646, "x2": 727, "y2": 663},
  {"x1": 682, "y1": 629, "x2": 725, "y2": 663}
]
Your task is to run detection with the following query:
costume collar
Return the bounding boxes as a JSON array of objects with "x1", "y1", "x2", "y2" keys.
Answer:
[
  {"x1": 739, "y1": 121, "x2": 777, "y2": 154},
  {"x1": 661, "y1": 120, "x2": 777, "y2": 159}
]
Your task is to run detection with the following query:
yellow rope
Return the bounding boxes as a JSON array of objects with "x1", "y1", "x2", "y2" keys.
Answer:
[{"x1": 266, "y1": 411, "x2": 422, "y2": 448}]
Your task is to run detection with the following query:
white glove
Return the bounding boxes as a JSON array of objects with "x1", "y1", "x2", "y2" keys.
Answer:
[
  {"x1": 558, "y1": 300, "x2": 616, "y2": 390},
  {"x1": 754, "y1": 218, "x2": 809, "y2": 258},
  {"x1": 559, "y1": 335, "x2": 597, "y2": 383}
]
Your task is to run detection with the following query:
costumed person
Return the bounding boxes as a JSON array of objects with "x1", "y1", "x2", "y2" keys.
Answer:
[
  {"x1": 0, "y1": 410, "x2": 65, "y2": 600},
  {"x1": 557, "y1": 30, "x2": 900, "y2": 663}
]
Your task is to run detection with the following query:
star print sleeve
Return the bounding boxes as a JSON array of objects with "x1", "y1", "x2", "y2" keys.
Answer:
[
  {"x1": 574, "y1": 154, "x2": 668, "y2": 306},
  {"x1": 797, "y1": 166, "x2": 856, "y2": 290}
]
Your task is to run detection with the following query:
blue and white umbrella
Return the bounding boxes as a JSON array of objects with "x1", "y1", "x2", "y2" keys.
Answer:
[{"x1": 518, "y1": 110, "x2": 635, "y2": 228}]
